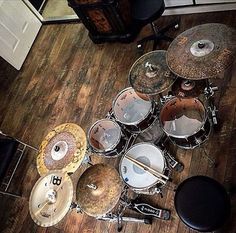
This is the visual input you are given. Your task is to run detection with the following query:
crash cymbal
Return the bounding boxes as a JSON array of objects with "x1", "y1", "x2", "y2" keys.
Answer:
[
  {"x1": 172, "y1": 78, "x2": 206, "y2": 98},
  {"x1": 167, "y1": 23, "x2": 236, "y2": 80},
  {"x1": 29, "y1": 170, "x2": 73, "y2": 227},
  {"x1": 76, "y1": 164, "x2": 122, "y2": 217},
  {"x1": 37, "y1": 123, "x2": 87, "y2": 176},
  {"x1": 129, "y1": 50, "x2": 176, "y2": 95}
]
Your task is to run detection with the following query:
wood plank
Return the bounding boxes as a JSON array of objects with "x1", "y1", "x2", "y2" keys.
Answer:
[{"x1": 0, "y1": 10, "x2": 235, "y2": 233}]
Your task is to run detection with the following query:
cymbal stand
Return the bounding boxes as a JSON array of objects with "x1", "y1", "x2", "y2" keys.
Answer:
[{"x1": 204, "y1": 79, "x2": 218, "y2": 125}]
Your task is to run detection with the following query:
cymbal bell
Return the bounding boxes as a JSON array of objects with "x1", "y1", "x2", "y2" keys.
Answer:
[
  {"x1": 167, "y1": 23, "x2": 236, "y2": 80},
  {"x1": 29, "y1": 171, "x2": 73, "y2": 227},
  {"x1": 76, "y1": 164, "x2": 122, "y2": 217},
  {"x1": 172, "y1": 78, "x2": 206, "y2": 98},
  {"x1": 129, "y1": 50, "x2": 176, "y2": 95},
  {"x1": 37, "y1": 123, "x2": 87, "y2": 176}
]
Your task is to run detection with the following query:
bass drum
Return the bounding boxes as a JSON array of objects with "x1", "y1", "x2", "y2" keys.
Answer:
[
  {"x1": 88, "y1": 119, "x2": 127, "y2": 157},
  {"x1": 160, "y1": 97, "x2": 211, "y2": 149}
]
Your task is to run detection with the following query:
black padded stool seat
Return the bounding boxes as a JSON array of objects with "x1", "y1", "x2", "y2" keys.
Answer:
[
  {"x1": 131, "y1": 0, "x2": 165, "y2": 23},
  {"x1": 0, "y1": 135, "x2": 19, "y2": 182},
  {"x1": 174, "y1": 176, "x2": 230, "y2": 232}
]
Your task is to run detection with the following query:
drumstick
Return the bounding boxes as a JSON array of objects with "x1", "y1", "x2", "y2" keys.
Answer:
[{"x1": 125, "y1": 154, "x2": 169, "y2": 181}]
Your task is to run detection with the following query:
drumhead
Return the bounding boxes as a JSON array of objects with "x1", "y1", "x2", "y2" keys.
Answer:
[
  {"x1": 120, "y1": 143, "x2": 165, "y2": 190},
  {"x1": 112, "y1": 87, "x2": 152, "y2": 125},
  {"x1": 160, "y1": 97, "x2": 206, "y2": 138},
  {"x1": 88, "y1": 119, "x2": 121, "y2": 152}
]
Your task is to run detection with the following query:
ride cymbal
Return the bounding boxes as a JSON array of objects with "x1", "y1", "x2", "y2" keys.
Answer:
[
  {"x1": 129, "y1": 50, "x2": 176, "y2": 95},
  {"x1": 166, "y1": 23, "x2": 236, "y2": 80},
  {"x1": 37, "y1": 123, "x2": 87, "y2": 176},
  {"x1": 76, "y1": 164, "x2": 122, "y2": 217},
  {"x1": 29, "y1": 171, "x2": 73, "y2": 227}
]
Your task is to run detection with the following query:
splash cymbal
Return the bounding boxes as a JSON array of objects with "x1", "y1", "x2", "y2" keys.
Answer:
[
  {"x1": 129, "y1": 50, "x2": 176, "y2": 95},
  {"x1": 37, "y1": 123, "x2": 87, "y2": 176},
  {"x1": 29, "y1": 171, "x2": 73, "y2": 227},
  {"x1": 166, "y1": 23, "x2": 236, "y2": 80},
  {"x1": 172, "y1": 78, "x2": 206, "y2": 98},
  {"x1": 76, "y1": 164, "x2": 122, "y2": 217}
]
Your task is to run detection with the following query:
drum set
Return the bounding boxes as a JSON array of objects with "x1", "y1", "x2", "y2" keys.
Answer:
[{"x1": 29, "y1": 23, "x2": 236, "y2": 231}]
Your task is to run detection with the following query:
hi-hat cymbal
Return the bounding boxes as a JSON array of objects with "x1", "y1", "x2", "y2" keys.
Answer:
[
  {"x1": 29, "y1": 171, "x2": 73, "y2": 227},
  {"x1": 76, "y1": 164, "x2": 122, "y2": 217},
  {"x1": 172, "y1": 78, "x2": 206, "y2": 98},
  {"x1": 37, "y1": 123, "x2": 87, "y2": 176},
  {"x1": 167, "y1": 23, "x2": 236, "y2": 80},
  {"x1": 129, "y1": 50, "x2": 176, "y2": 95}
]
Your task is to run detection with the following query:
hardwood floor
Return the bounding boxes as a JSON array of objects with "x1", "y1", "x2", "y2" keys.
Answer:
[{"x1": 0, "y1": 11, "x2": 236, "y2": 233}]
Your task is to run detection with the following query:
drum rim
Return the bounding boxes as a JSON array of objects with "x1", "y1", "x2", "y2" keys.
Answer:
[
  {"x1": 159, "y1": 97, "x2": 207, "y2": 139},
  {"x1": 119, "y1": 142, "x2": 166, "y2": 190},
  {"x1": 87, "y1": 118, "x2": 122, "y2": 153},
  {"x1": 112, "y1": 87, "x2": 153, "y2": 126},
  {"x1": 170, "y1": 118, "x2": 212, "y2": 149}
]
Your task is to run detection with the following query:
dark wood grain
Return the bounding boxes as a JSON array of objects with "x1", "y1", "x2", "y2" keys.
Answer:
[{"x1": 0, "y1": 10, "x2": 236, "y2": 233}]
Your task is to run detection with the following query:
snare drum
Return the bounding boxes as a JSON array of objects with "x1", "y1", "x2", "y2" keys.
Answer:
[
  {"x1": 119, "y1": 143, "x2": 169, "y2": 192},
  {"x1": 112, "y1": 87, "x2": 157, "y2": 133},
  {"x1": 160, "y1": 97, "x2": 211, "y2": 149},
  {"x1": 88, "y1": 119, "x2": 127, "y2": 157}
]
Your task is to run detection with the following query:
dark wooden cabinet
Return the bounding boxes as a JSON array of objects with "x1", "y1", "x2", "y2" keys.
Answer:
[{"x1": 68, "y1": 0, "x2": 139, "y2": 43}]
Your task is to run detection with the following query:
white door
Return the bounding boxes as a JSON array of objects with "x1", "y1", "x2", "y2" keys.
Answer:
[{"x1": 0, "y1": 0, "x2": 42, "y2": 70}]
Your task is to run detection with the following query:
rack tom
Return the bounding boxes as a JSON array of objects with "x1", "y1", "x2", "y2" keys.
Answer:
[
  {"x1": 112, "y1": 87, "x2": 157, "y2": 133},
  {"x1": 88, "y1": 119, "x2": 127, "y2": 157}
]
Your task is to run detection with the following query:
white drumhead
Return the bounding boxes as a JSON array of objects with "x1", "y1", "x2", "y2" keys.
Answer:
[
  {"x1": 120, "y1": 143, "x2": 165, "y2": 189},
  {"x1": 88, "y1": 119, "x2": 121, "y2": 152},
  {"x1": 113, "y1": 87, "x2": 152, "y2": 125}
]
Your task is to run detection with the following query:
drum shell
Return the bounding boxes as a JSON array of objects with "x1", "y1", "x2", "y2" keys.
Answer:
[
  {"x1": 160, "y1": 97, "x2": 207, "y2": 139},
  {"x1": 169, "y1": 117, "x2": 211, "y2": 149},
  {"x1": 122, "y1": 104, "x2": 158, "y2": 133},
  {"x1": 88, "y1": 119, "x2": 127, "y2": 157}
]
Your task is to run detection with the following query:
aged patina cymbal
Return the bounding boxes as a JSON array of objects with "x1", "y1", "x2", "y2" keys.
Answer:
[
  {"x1": 166, "y1": 23, "x2": 236, "y2": 80},
  {"x1": 129, "y1": 50, "x2": 176, "y2": 95},
  {"x1": 76, "y1": 164, "x2": 122, "y2": 217},
  {"x1": 29, "y1": 170, "x2": 73, "y2": 227},
  {"x1": 37, "y1": 123, "x2": 87, "y2": 176},
  {"x1": 172, "y1": 78, "x2": 206, "y2": 98}
]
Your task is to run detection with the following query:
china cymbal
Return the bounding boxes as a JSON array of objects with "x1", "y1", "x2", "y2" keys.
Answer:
[
  {"x1": 129, "y1": 50, "x2": 176, "y2": 95},
  {"x1": 76, "y1": 164, "x2": 122, "y2": 217},
  {"x1": 29, "y1": 171, "x2": 73, "y2": 227},
  {"x1": 167, "y1": 23, "x2": 236, "y2": 80},
  {"x1": 172, "y1": 78, "x2": 206, "y2": 98},
  {"x1": 37, "y1": 123, "x2": 87, "y2": 176}
]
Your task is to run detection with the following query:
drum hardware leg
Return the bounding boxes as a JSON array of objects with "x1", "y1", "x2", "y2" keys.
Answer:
[
  {"x1": 164, "y1": 150, "x2": 184, "y2": 172},
  {"x1": 208, "y1": 105, "x2": 218, "y2": 125},
  {"x1": 198, "y1": 143, "x2": 217, "y2": 167},
  {"x1": 97, "y1": 213, "x2": 152, "y2": 230}
]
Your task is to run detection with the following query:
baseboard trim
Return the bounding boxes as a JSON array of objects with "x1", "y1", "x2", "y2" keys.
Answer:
[{"x1": 163, "y1": 3, "x2": 236, "y2": 15}]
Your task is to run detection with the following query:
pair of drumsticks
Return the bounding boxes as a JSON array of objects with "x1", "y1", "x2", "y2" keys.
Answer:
[{"x1": 124, "y1": 155, "x2": 169, "y2": 184}]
